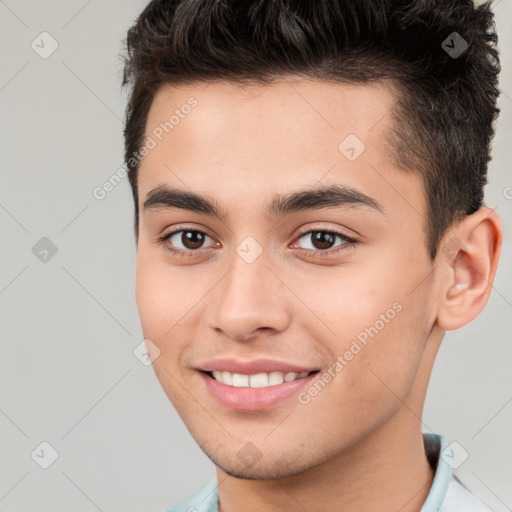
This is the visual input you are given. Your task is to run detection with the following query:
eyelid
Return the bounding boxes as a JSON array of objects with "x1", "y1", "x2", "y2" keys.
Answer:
[
  {"x1": 293, "y1": 224, "x2": 358, "y2": 241},
  {"x1": 156, "y1": 223, "x2": 215, "y2": 242}
]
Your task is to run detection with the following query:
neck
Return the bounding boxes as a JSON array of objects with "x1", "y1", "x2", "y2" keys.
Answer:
[{"x1": 216, "y1": 410, "x2": 435, "y2": 512}]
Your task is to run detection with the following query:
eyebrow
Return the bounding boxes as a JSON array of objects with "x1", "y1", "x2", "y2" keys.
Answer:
[{"x1": 143, "y1": 183, "x2": 384, "y2": 219}]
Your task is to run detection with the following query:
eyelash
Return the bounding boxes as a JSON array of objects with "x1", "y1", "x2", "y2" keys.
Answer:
[{"x1": 156, "y1": 226, "x2": 359, "y2": 259}]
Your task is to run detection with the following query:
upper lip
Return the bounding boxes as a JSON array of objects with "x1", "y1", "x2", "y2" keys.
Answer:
[{"x1": 196, "y1": 357, "x2": 319, "y2": 375}]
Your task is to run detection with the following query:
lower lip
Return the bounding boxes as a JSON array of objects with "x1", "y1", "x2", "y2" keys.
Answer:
[{"x1": 198, "y1": 371, "x2": 319, "y2": 412}]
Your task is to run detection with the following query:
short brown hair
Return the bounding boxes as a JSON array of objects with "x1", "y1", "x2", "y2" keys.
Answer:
[{"x1": 121, "y1": 0, "x2": 500, "y2": 259}]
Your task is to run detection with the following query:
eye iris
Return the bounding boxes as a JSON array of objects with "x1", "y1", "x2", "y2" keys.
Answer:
[
  {"x1": 312, "y1": 231, "x2": 335, "y2": 250},
  {"x1": 182, "y1": 230, "x2": 204, "y2": 249}
]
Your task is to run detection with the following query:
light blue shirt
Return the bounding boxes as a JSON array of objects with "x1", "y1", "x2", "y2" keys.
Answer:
[{"x1": 165, "y1": 434, "x2": 493, "y2": 512}]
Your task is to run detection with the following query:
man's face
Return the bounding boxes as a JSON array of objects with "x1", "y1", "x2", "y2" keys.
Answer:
[{"x1": 135, "y1": 77, "x2": 440, "y2": 478}]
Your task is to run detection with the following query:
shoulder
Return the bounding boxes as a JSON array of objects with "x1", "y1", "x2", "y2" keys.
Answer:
[
  {"x1": 163, "y1": 479, "x2": 219, "y2": 512},
  {"x1": 439, "y1": 475, "x2": 494, "y2": 512}
]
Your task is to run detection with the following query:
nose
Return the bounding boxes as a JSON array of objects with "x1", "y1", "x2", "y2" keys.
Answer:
[{"x1": 208, "y1": 249, "x2": 291, "y2": 342}]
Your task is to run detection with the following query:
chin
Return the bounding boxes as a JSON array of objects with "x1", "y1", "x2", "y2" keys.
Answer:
[{"x1": 203, "y1": 444, "x2": 326, "y2": 480}]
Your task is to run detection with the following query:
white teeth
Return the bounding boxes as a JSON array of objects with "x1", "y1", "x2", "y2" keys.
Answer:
[
  {"x1": 209, "y1": 370, "x2": 312, "y2": 387},
  {"x1": 232, "y1": 373, "x2": 249, "y2": 387},
  {"x1": 249, "y1": 373, "x2": 268, "y2": 387},
  {"x1": 268, "y1": 371, "x2": 285, "y2": 386},
  {"x1": 221, "y1": 371, "x2": 233, "y2": 385}
]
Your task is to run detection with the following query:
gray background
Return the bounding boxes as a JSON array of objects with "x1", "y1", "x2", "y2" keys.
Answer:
[{"x1": 1, "y1": 1, "x2": 511, "y2": 511}]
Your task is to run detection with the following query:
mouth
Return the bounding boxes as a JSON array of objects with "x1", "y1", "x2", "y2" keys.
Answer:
[
  {"x1": 198, "y1": 369, "x2": 321, "y2": 411},
  {"x1": 201, "y1": 369, "x2": 320, "y2": 388}
]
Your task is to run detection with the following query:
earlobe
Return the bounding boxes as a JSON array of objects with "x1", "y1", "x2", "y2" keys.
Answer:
[{"x1": 435, "y1": 207, "x2": 502, "y2": 332}]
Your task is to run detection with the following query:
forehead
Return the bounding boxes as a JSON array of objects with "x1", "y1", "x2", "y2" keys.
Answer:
[
  {"x1": 138, "y1": 76, "x2": 423, "y2": 220},
  {"x1": 144, "y1": 77, "x2": 397, "y2": 154}
]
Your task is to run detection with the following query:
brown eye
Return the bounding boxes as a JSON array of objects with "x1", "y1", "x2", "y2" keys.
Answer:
[
  {"x1": 293, "y1": 229, "x2": 358, "y2": 258},
  {"x1": 157, "y1": 228, "x2": 217, "y2": 255},
  {"x1": 180, "y1": 230, "x2": 206, "y2": 250},
  {"x1": 309, "y1": 231, "x2": 337, "y2": 250}
]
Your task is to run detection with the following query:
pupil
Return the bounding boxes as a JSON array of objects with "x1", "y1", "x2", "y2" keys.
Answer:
[
  {"x1": 313, "y1": 231, "x2": 334, "y2": 250},
  {"x1": 183, "y1": 231, "x2": 204, "y2": 249}
]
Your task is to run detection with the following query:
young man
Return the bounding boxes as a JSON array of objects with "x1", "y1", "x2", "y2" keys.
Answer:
[{"x1": 121, "y1": 1, "x2": 503, "y2": 511}]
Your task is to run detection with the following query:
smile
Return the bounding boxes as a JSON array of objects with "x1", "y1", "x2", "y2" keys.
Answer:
[{"x1": 208, "y1": 370, "x2": 316, "y2": 388}]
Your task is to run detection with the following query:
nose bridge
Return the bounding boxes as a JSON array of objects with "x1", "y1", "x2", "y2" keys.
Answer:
[{"x1": 210, "y1": 241, "x2": 290, "y2": 339}]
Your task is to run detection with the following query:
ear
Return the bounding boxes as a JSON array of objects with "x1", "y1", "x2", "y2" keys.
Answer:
[{"x1": 435, "y1": 207, "x2": 503, "y2": 331}]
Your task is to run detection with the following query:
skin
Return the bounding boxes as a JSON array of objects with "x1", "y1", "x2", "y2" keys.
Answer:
[{"x1": 134, "y1": 76, "x2": 502, "y2": 512}]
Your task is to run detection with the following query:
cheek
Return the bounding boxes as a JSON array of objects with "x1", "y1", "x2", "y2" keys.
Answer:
[
  {"x1": 298, "y1": 264, "x2": 402, "y2": 343},
  {"x1": 135, "y1": 251, "x2": 188, "y2": 331},
  {"x1": 135, "y1": 256, "x2": 194, "y2": 406},
  {"x1": 135, "y1": 259, "x2": 166, "y2": 336},
  {"x1": 135, "y1": 252, "x2": 211, "y2": 371},
  {"x1": 135, "y1": 254, "x2": 185, "y2": 349},
  {"x1": 305, "y1": 258, "x2": 431, "y2": 397}
]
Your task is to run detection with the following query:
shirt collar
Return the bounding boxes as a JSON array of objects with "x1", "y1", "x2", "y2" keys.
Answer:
[{"x1": 420, "y1": 433, "x2": 453, "y2": 512}]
